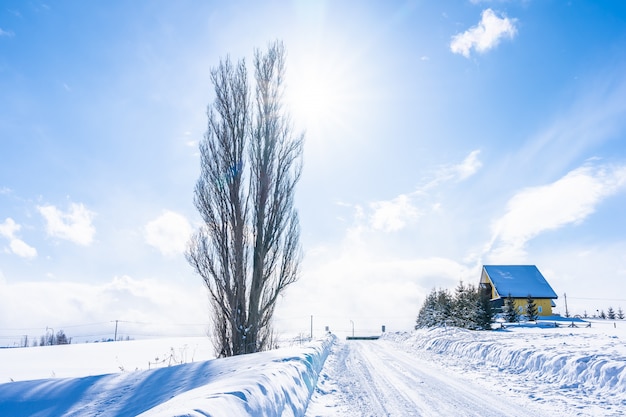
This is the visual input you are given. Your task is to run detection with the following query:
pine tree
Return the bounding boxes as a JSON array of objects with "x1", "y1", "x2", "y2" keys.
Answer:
[
  {"x1": 617, "y1": 307, "x2": 624, "y2": 320},
  {"x1": 476, "y1": 288, "x2": 494, "y2": 330},
  {"x1": 416, "y1": 288, "x2": 453, "y2": 328},
  {"x1": 451, "y1": 281, "x2": 480, "y2": 329},
  {"x1": 451, "y1": 281, "x2": 467, "y2": 327},
  {"x1": 416, "y1": 288, "x2": 439, "y2": 328},
  {"x1": 607, "y1": 306, "x2": 616, "y2": 320},
  {"x1": 416, "y1": 283, "x2": 496, "y2": 331},
  {"x1": 504, "y1": 294, "x2": 520, "y2": 323},
  {"x1": 434, "y1": 288, "x2": 453, "y2": 325},
  {"x1": 56, "y1": 330, "x2": 71, "y2": 345},
  {"x1": 599, "y1": 310, "x2": 607, "y2": 319},
  {"x1": 526, "y1": 295, "x2": 538, "y2": 322}
]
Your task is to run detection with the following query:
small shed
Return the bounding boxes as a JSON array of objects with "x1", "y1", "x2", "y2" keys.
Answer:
[{"x1": 480, "y1": 265, "x2": 558, "y2": 316}]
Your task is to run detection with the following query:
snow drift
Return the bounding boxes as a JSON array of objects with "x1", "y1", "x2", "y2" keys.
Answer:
[
  {"x1": 385, "y1": 324, "x2": 626, "y2": 399},
  {"x1": 0, "y1": 336, "x2": 333, "y2": 417}
]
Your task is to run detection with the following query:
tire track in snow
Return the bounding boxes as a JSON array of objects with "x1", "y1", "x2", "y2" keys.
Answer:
[{"x1": 307, "y1": 339, "x2": 547, "y2": 417}]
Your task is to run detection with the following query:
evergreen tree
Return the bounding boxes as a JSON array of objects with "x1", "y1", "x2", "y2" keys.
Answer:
[
  {"x1": 599, "y1": 310, "x2": 607, "y2": 319},
  {"x1": 607, "y1": 306, "x2": 616, "y2": 320},
  {"x1": 416, "y1": 288, "x2": 452, "y2": 328},
  {"x1": 434, "y1": 288, "x2": 453, "y2": 325},
  {"x1": 476, "y1": 288, "x2": 494, "y2": 330},
  {"x1": 416, "y1": 283, "x2": 493, "y2": 331},
  {"x1": 416, "y1": 288, "x2": 438, "y2": 328},
  {"x1": 617, "y1": 307, "x2": 624, "y2": 320},
  {"x1": 504, "y1": 294, "x2": 520, "y2": 323},
  {"x1": 56, "y1": 330, "x2": 71, "y2": 345},
  {"x1": 526, "y1": 295, "x2": 538, "y2": 322},
  {"x1": 450, "y1": 280, "x2": 467, "y2": 327},
  {"x1": 451, "y1": 281, "x2": 480, "y2": 329}
]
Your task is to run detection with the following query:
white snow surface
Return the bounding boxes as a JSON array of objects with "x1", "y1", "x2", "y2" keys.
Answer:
[
  {"x1": 0, "y1": 337, "x2": 331, "y2": 416},
  {"x1": 1, "y1": 321, "x2": 626, "y2": 416},
  {"x1": 307, "y1": 320, "x2": 626, "y2": 416}
]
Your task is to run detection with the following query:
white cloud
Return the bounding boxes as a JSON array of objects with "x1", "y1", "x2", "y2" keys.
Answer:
[
  {"x1": 0, "y1": 275, "x2": 208, "y2": 344},
  {"x1": 441, "y1": 149, "x2": 482, "y2": 182},
  {"x1": 420, "y1": 149, "x2": 483, "y2": 192},
  {"x1": 278, "y1": 238, "x2": 472, "y2": 336},
  {"x1": 9, "y1": 239, "x2": 37, "y2": 258},
  {"x1": 145, "y1": 211, "x2": 193, "y2": 256},
  {"x1": 369, "y1": 194, "x2": 420, "y2": 232},
  {"x1": 518, "y1": 69, "x2": 626, "y2": 175},
  {"x1": 0, "y1": 28, "x2": 15, "y2": 37},
  {"x1": 486, "y1": 162, "x2": 626, "y2": 261},
  {"x1": 0, "y1": 218, "x2": 37, "y2": 258},
  {"x1": 531, "y1": 242, "x2": 626, "y2": 317},
  {"x1": 450, "y1": 9, "x2": 517, "y2": 58},
  {"x1": 354, "y1": 151, "x2": 482, "y2": 234},
  {"x1": 38, "y1": 203, "x2": 96, "y2": 246},
  {"x1": 0, "y1": 218, "x2": 20, "y2": 239}
]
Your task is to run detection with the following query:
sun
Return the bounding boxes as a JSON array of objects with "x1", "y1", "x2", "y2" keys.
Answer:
[{"x1": 284, "y1": 51, "x2": 355, "y2": 135}]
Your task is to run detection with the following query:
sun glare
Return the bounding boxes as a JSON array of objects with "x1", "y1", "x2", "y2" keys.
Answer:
[{"x1": 285, "y1": 52, "x2": 356, "y2": 136}]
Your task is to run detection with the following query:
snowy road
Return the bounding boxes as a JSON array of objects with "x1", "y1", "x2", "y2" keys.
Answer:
[{"x1": 306, "y1": 339, "x2": 545, "y2": 417}]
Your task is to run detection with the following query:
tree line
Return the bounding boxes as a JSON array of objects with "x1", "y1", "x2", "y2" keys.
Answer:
[
  {"x1": 416, "y1": 281, "x2": 556, "y2": 330},
  {"x1": 19, "y1": 330, "x2": 71, "y2": 347},
  {"x1": 416, "y1": 282, "x2": 494, "y2": 330},
  {"x1": 583, "y1": 307, "x2": 625, "y2": 320}
]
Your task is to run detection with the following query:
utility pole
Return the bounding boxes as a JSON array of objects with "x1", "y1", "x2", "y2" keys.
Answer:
[
  {"x1": 350, "y1": 320, "x2": 354, "y2": 337},
  {"x1": 564, "y1": 293, "x2": 569, "y2": 318},
  {"x1": 112, "y1": 320, "x2": 119, "y2": 342}
]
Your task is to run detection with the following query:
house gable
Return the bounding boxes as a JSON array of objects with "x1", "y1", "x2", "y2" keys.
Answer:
[
  {"x1": 482, "y1": 265, "x2": 558, "y2": 299},
  {"x1": 480, "y1": 265, "x2": 558, "y2": 317}
]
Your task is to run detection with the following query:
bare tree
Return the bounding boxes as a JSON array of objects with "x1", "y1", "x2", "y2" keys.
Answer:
[{"x1": 187, "y1": 41, "x2": 303, "y2": 357}]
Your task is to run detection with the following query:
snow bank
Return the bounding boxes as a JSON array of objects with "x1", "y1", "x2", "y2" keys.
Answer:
[
  {"x1": 385, "y1": 324, "x2": 626, "y2": 400},
  {"x1": 140, "y1": 336, "x2": 333, "y2": 417},
  {"x1": 0, "y1": 336, "x2": 333, "y2": 417}
]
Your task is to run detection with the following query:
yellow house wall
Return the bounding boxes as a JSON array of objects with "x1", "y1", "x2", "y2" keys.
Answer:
[{"x1": 512, "y1": 298, "x2": 553, "y2": 316}]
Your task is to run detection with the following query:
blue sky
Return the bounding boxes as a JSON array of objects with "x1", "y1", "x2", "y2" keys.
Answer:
[{"x1": 1, "y1": 1, "x2": 626, "y2": 343}]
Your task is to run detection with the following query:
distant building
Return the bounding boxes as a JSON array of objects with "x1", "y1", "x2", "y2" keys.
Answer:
[{"x1": 480, "y1": 265, "x2": 558, "y2": 316}]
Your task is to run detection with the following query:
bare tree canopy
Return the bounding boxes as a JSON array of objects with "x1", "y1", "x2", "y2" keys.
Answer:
[{"x1": 187, "y1": 41, "x2": 304, "y2": 357}]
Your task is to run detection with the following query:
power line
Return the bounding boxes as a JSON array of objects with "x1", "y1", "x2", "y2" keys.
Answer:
[{"x1": 0, "y1": 320, "x2": 208, "y2": 332}]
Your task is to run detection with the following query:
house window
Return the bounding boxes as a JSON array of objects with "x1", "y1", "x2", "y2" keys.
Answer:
[{"x1": 538, "y1": 306, "x2": 543, "y2": 313}]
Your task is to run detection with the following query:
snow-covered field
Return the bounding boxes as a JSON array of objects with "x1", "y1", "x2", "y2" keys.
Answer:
[
  {"x1": 1, "y1": 320, "x2": 625, "y2": 416},
  {"x1": 0, "y1": 336, "x2": 331, "y2": 416},
  {"x1": 0, "y1": 337, "x2": 216, "y2": 383}
]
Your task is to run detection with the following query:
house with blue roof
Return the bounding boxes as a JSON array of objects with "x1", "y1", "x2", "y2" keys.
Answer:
[{"x1": 480, "y1": 265, "x2": 558, "y2": 317}]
